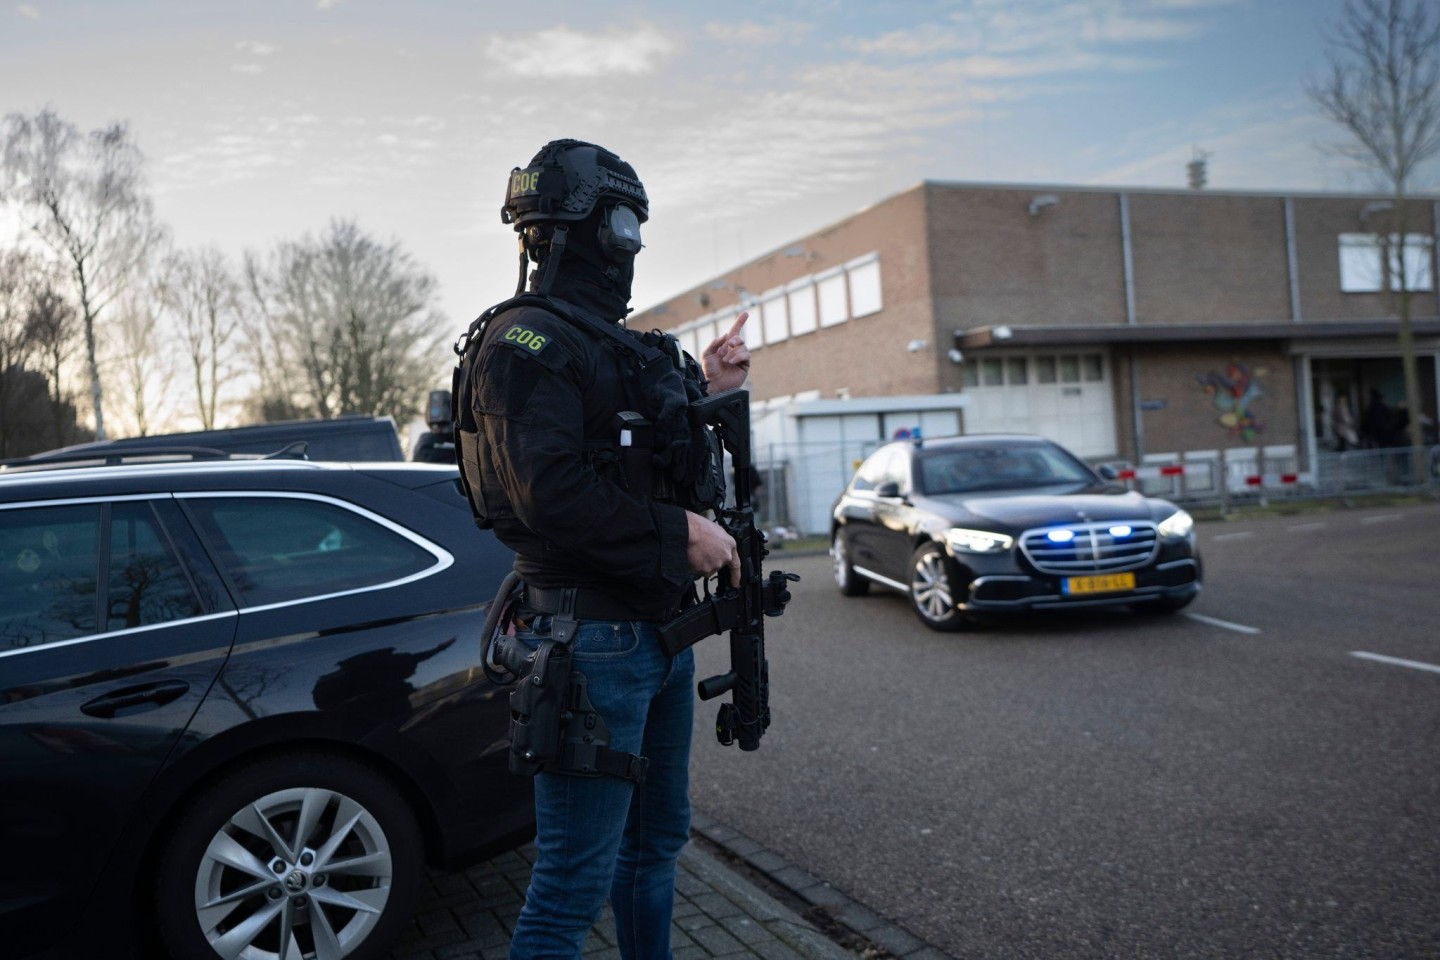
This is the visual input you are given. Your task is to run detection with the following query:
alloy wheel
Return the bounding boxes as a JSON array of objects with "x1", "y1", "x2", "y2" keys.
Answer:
[
  {"x1": 192, "y1": 786, "x2": 394, "y2": 960},
  {"x1": 912, "y1": 548, "x2": 954, "y2": 622}
]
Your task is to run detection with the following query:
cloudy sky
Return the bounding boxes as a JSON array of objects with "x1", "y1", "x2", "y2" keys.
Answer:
[{"x1": 2, "y1": 0, "x2": 1422, "y2": 333}]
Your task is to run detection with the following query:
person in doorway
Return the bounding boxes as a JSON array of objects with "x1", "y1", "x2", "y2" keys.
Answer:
[
  {"x1": 1361, "y1": 388, "x2": 1392, "y2": 448},
  {"x1": 1330, "y1": 392, "x2": 1359, "y2": 451}
]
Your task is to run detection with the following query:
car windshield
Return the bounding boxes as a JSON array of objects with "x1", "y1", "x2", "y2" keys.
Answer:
[{"x1": 918, "y1": 445, "x2": 1094, "y2": 494}]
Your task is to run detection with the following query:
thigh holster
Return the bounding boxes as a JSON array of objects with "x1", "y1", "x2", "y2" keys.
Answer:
[{"x1": 491, "y1": 580, "x2": 648, "y2": 785}]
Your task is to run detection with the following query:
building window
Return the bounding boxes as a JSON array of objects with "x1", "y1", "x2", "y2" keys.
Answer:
[
  {"x1": 1393, "y1": 234, "x2": 1434, "y2": 290},
  {"x1": 817, "y1": 268, "x2": 849, "y2": 327},
  {"x1": 962, "y1": 352, "x2": 1106, "y2": 392},
  {"x1": 1338, "y1": 233, "x2": 1434, "y2": 292},
  {"x1": 761, "y1": 289, "x2": 788, "y2": 344},
  {"x1": 695, "y1": 315, "x2": 718, "y2": 353},
  {"x1": 788, "y1": 283, "x2": 817, "y2": 336},
  {"x1": 847, "y1": 255, "x2": 883, "y2": 318}
]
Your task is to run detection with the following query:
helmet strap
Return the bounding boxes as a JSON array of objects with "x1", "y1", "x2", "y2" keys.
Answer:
[
  {"x1": 532, "y1": 224, "x2": 568, "y2": 296},
  {"x1": 514, "y1": 235, "x2": 529, "y2": 297}
]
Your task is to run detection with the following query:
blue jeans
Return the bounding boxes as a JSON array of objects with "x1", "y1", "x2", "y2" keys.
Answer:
[{"x1": 509, "y1": 618, "x2": 695, "y2": 960}]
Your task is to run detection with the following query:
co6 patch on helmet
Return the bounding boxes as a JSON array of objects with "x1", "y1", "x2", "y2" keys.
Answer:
[{"x1": 501, "y1": 139, "x2": 649, "y2": 227}]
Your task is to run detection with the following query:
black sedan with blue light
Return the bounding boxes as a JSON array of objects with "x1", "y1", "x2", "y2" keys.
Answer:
[{"x1": 830, "y1": 434, "x2": 1201, "y2": 630}]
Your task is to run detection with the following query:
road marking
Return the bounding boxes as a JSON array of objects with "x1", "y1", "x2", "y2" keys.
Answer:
[
  {"x1": 1183, "y1": 612, "x2": 1262, "y2": 634},
  {"x1": 1287, "y1": 522, "x2": 1327, "y2": 533},
  {"x1": 1359, "y1": 514, "x2": 1404, "y2": 525},
  {"x1": 1211, "y1": 532, "x2": 1254, "y2": 542},
  {"x1": 1350, "y1": 651, "x2": 1440, "y2": 675}
]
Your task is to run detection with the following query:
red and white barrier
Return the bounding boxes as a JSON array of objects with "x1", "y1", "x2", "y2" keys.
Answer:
[
  {"x1": 1243, "y1": 472, "x2": 1312, "y2": 489},
  {"x1": 1113, "y1": 464, "x2": 1185, "y2": 481}
]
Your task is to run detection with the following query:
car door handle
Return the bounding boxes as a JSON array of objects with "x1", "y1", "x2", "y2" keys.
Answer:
[{"x1": 80, "y1": 679, "x2": 192, "y2": 719}]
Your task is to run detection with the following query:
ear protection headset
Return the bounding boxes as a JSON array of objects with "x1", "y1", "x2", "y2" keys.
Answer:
[{"x1": 598, "y1": 203, "x2": 643, "y2": 262}]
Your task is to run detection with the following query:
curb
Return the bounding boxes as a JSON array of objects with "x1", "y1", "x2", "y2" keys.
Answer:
[{"x1": 691, "y1": 811, "x2": 956, "y2": 960}]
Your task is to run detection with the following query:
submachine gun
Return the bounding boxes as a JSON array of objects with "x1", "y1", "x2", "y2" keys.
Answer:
[
  {"x1": 658, "y1": 388, "x2": 799, "y2": 751},
  {"x1": 478, "y1": 386, "x2": 797, "y2": 780}
]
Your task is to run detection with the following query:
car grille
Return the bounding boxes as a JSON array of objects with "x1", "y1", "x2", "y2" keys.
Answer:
[{"x1": 1019, "y1": 521, "x2": 1158, "y2": 574}]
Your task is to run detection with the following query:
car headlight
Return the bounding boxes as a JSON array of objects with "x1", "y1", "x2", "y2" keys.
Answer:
[
  {"x1": 1157, "y1": 509, "x2": 1194, "y2": 539},
  {"x1": 946, "y1": 527, "x2": 1014, "y2": 554}
]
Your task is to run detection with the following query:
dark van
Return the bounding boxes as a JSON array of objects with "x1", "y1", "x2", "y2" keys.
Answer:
[{"x1": 17, "y1": 415, "x2": 405, "y2": 463}]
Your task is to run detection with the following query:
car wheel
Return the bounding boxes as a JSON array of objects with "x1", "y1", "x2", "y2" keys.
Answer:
[
  {"x1": 833, "y1": 531, "x2": 870, "y2": 596},
  {"x1": 1130, "y1": 594, "x2": 1195, "y2": 615},
  {"x1": 154, "y1": 752, "x2": 424, "y2": 960},
  {"x1": 909, "y1": 542, "x2": 968, "y2": 631}
]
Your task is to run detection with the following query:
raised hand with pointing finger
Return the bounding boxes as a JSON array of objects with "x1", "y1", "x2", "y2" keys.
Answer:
[{"x1": 702, "y1": 310, "x2": 751, "y2": 392}]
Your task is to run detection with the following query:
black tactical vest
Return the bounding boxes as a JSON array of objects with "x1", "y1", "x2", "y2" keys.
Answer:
[{"x1": 451, "y1": 294, "x2": 722, "y2": 529}]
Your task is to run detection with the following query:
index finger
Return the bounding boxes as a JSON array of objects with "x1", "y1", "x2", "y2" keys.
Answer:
[{"x1": 725, "y1": 311, "x2": 749, "y2": 341}]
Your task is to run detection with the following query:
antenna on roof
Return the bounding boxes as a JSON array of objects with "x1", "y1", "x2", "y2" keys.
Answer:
[{"x1": 1187, "y1": 147, "x2": 1212, "y2": 190}]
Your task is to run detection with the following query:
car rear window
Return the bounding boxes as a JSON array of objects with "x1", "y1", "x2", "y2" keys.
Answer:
[{"x1": 182, "y1": 496, "x2": 438, "y2": 607}]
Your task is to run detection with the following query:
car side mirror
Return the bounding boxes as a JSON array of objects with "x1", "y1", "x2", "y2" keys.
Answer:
[
  {"x1": 1097, "y1": 464, "x2": 1118, "y2": 480},
  {"x1": 876, "y1": 481, "x2": 902, "y2": 499}
]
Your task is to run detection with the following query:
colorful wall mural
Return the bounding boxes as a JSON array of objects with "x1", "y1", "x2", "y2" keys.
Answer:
[{"x1": 1197, "y1": 361, "x2": 1266, "y2": 441}]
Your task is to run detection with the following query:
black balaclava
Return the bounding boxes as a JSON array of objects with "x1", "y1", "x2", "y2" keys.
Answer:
[{"x1": 530, "y1": 204, "x2": 635, "y2": 322}]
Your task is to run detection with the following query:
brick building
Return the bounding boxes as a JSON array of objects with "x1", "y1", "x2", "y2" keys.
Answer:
[{"x1": 633, "y1": 181, "x2": 1440, "y2": 479}]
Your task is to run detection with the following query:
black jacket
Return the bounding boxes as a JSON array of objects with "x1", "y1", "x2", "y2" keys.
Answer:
[{"x1": 466, "y1": 300, "x2": 691, "y2": 619}]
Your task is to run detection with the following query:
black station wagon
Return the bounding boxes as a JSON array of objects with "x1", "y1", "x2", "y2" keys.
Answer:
[
  {"x1": 830, "y1": 434, "x2": 1202, "y2": 630},
  {"x1": 0, "y1": 453, "x2": 530, "y2": 960}
]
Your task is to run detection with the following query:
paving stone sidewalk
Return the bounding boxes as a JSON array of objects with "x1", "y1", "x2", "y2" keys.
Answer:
[{"x1": 387, "y1": 831, "x2": 862, "y2": 960}]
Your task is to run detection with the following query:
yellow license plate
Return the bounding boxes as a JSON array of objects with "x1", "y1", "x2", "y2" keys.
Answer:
[{"x1": 1064, "y1": 572, "x2": 1136, "y2": 595}]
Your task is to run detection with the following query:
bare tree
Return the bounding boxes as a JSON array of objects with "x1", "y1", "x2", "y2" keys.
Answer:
[
  {"x1": 1309, "y1": 0, "x2": 1440, "y2": 464},
  {"x1": 1, "y1": 108, "x2": 167, "y2": 440},
  {"x1": 0, "y1": 250, "x2": 89, "y2": 456},
  {"x1": 26, "y1": 280, "x2": 84, "y2": 449},
  {"x1": 110, "y1": 285, "x2": 172, "y2": 438},
  {"x1": 244, "y1": 219, "x2": 446, "y2": 427},
  {"x1": 159, "y1": 247, "x2": 240, "y2": 430},
  {"x1": 0, "y1": 249, "x2": 38, "y2": 456}
]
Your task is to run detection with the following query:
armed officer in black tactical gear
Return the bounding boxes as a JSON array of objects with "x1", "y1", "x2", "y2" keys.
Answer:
[{"x1": 453, "y1": 139, "x2": 750, "y2": 958}]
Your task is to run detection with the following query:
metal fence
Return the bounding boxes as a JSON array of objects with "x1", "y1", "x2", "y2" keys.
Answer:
[
  {"x1": 1116, "y1": 444, "x2": 1440, "y2": 511},
  {"x1": 748, "y1": 441, "x2": 1440, "y2": 538}
]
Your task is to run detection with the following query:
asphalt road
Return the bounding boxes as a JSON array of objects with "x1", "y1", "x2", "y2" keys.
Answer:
[{"x1": 687, "y1": 501, "x2": 1440, "y2": 959}]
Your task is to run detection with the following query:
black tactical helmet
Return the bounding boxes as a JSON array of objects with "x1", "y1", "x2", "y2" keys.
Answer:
[{"x1": 501, "y1": 139, "x2": 649, "y2": 229}]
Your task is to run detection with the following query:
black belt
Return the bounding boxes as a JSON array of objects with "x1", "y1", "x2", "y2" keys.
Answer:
[{"x1": 523, "y1": 585, "x2": 642, "y2": 621}]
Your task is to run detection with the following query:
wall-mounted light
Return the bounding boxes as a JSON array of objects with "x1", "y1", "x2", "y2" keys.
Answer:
[
  {"x1": 1028, "y1": 194, "x2": 1059, "y2": 217},
  {"x1": 907, "y1": 339, "x2": 930, "y2": 353},
  {"x1": 948, "y1": 348, "x2": 964, "y2": 364},
  {"x1": 1360, "y1": 200, "x2": 1394, "y2": 220},
  {"x1": 993, "y1": 325, "x2": 1013, "y2": 340}
]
